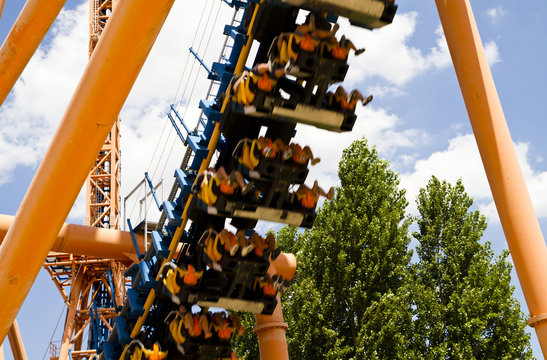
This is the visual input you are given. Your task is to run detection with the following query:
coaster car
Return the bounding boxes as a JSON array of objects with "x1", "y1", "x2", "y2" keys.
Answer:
[{"x1": 279, "y1": 0, "x2": 398, "y2": 29}]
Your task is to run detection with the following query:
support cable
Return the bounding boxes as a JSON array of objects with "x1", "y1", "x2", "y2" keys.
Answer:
[
  {"x1": 41, "y1": 304, "x2": 66, "y2": 360},
  {"x1": 171, "y1": 0, "x2": 211, "y2": 103},
  {"x1": 175, "y1": 0, "x2": 214, "y2": 111}
]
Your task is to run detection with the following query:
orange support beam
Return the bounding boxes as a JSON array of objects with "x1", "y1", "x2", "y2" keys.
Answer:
[
  {"x1": 435, "y1": 0, "x2": 547, "y2": 356},
  {"x1": 0, "y1": 0, "x2": 175, "y2": 342},
  {"x1": 0, "y1": 0, "x2": 4, "y2": 23},
  {"x1": 0, "y1": 0, "x2": 67, "y2": 106},
  {"x1": 0, "y1": 214, "x2": 145, "y2": 260},
  {"x1": 254, "y1": 254, "x2": 297, "y2": 360},
  {"x1": 7, "y1": 320, "x2": 27, "y2": 360},
  {"x1": 58, "y1": 270, "x2": 84, "y2": 360}
]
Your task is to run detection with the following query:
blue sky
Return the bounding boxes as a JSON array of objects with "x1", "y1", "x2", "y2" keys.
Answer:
[{"x1": 1, "y1": 0, "x2": 547, "y2": 358}]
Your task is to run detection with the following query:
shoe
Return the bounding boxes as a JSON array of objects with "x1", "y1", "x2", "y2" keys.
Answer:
[
  {"x1": 242, "y1": 244, "x2": 255, "y2": 257},
  {"x1": 230, "y1": 244, "x2": 239, "y2": 256},
  {"x1": 242, "y1": 181, "x2": 254, "y2": 196}
]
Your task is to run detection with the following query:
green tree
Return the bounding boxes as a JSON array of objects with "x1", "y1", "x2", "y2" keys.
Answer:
[
  {"x1": 275, "y1": 138, "x2": 413, "y2": 359},
  {"x1": 410, "y1": 177, "x2": 533, "y2": 359}
]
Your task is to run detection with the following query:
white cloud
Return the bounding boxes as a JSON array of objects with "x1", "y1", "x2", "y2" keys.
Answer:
[
  {"x1": 341, "y1": 13, "x2": 452, "y2": 87},
  {"x1": 3, "y1": 4, "x2": 509, "y2": 228},
  {"x1": 293, "y1": 105, "x2": 428, "y2": 191},
  {"x1": 0, "y1": 2, "x2": 88, "y2": 186},
  {"x1": 0, "y1": 0, "x2": 231, "y2": 221},
  {"x1": 400, "y1": 134, "x2": 547, "y2": 222},
  {"x1": 487, "y1": 7, "x2": 506, "y2": 23},
  {"x1": 484, "y1": 40, "x2": 501, "y2": 65}
]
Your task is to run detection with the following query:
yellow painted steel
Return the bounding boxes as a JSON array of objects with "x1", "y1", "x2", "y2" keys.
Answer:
[
  {"x1": 0, "y1": 214, "x2": 145, "y2": 260},
  {"x1": 0, "y1": 0, "x2": 67, "y2": 106},
  {"x1": 435, "y1": 0, "x2": 547, "y2": 355},
  {"x1": 7, "y1": 320, "x2": 27, "y2": 360},
  {"x1": 0, "y1": 0, "x2": 175, "y2": 343}
]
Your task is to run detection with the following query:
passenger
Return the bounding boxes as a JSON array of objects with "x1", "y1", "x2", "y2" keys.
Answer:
[
  {"x1": 231, "y1": 64, "x2": 278, "y2": 106},
  {"x1": 212, "y1": 312, "x2": 235, "y2": 341},
  {"x1": 195, "y1": 167, "x2": 254, "y2": 206},
  {"x1": 290, "y1": 180, "x2": 334, "y2": 210},
  {"x1": 253, "y1": 274, "x2": 277, "y2": 297},
  {"x1": 289, "y1": 143, "x2": 320, "y2": 165},
  {"x1": 326, "y1": 86, "x2": 373, "y2": 111}
]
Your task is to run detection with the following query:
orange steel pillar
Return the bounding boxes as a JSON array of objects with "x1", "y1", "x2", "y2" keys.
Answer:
[
  {"x1": 0, "y1": 214, "x2": 145, "y2": 260},
  {"x1": 0, "y1": 0, "x2": 67, "y2": 106},
  {"x1": 0, "y1": 0, "x2": 175, "y2": 343},
  {"x1": 254, "y1": 254, "x2": 297, "y2": 360},
  {"x1": 58, "y1": 269, "x2": 84, "y2": 360},
  {"x1": 0, "y1": 0, "x2": 4, "y2": 23},
  {"x1": 436, "y1": 0, "x2": 547, "y2": 355},
  {"x1": 7, "y1": 320, "x2": 27, "y2": 360}
]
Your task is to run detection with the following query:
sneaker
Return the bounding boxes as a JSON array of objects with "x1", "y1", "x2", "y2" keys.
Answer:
[
  {"x1": 230, "y1": 244, "x2": 239, "y2": 256},
  {"x1": 242, "y1": 244, "x2": 255, "y2": 257}
]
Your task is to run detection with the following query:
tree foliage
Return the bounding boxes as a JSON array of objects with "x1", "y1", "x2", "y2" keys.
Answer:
[
  {"x1": 233, "y1": 140, "x2": 533, "y2": 359},
  {"x1": 278, "y1": 139, "x2": 412, "y2": 359},
  {"x1": 409, "y1": 177, "x2": 533, "y2": 359}
]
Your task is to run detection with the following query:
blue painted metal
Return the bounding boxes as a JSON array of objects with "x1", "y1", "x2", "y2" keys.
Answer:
[
  {"x1": 144, "y1": 172, "x2": 162, "y2": 211},
  {"x1": 199, "y1": 99, "x2": 222, "y2": 123},
  {"x1": 168, "y1": 106, "x2": 208, "y2": 157},
  {"x1": 114, "y1": 316, "x2": 132, "y2": 345},
  {"x1": 174, "y1": 168, "x2": 193, "y2": 195},
  {"x1": 189, "y1": 47, "x2": 216, "y2": 79},
  {"x1": 211, "y1": 62, "x2": 234, "y2": 85},
  {"x1": 89, "y1": 302, "x2": 100, "y2": 351},
  {"x1": 151, "y1": 230, "x2": 169, "y2": 258},
  {"x1": 138, "y1": 261, "x2": 155, "y2": 289},
  {"x1": 126, "y1": 289, "x2": 146, "y2": 317},
  {"x1": 170, "y1": 104, "x2": 192, "y2": 135},
  {"x1": 126, "y1": 219, "x2": 142, "y2": 260},
  {"x1": 162, "y1": 201, "x2": 182, "y2": 228},
  {"x1": 103, "y1": 2, "x2": 259, "y2": 358},
  {"x1": 222, "y1": 0, "x2": 247, "y2": 10},
  {"x1": 106, "y1": 268, "x2": 118, "y2": 309},
  {"x1": 167, "y1": 112, "x2": 186, "y2": 143}
]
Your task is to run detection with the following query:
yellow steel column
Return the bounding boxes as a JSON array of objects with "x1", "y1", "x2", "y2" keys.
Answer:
[
  {"x1": 7, "y1": 320, "x2": 27, "y2": 360},
  {"x1": 0, "y1": 0, "x2": 67, "y2": 106},
  {"x1": 0, "y1": 0, "x2": 175, "y2": 342},
  {"x1": 435, "y1": 0, "x2": 547, "y2": 355}
]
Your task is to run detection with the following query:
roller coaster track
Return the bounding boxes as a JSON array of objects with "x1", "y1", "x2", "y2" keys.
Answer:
[
  {"x1": 90, "y1": 1, "x2": 399, "y2": 359},
  {"x1": 2, "y1": 0, "x2": 547, "y2": 358}
]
